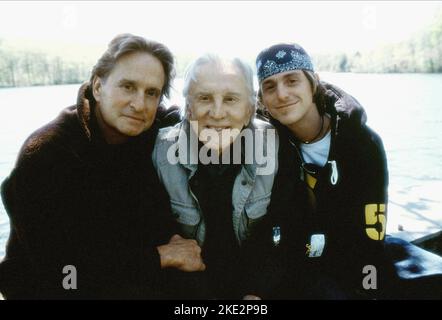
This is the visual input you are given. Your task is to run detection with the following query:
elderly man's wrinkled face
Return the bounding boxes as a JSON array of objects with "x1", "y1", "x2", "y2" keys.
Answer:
[{"x1": 187, "y1": 62, "x2": 252, "y2": 152}]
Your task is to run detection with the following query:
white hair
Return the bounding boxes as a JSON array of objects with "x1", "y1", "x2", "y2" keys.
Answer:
[{"x1": 182, "y1": 53, "x2": 256, "y2": 118}]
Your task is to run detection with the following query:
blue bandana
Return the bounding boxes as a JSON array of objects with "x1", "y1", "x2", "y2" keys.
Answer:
[{"x1": 256, "y1": 43, "x2": 314, "y2": 82}]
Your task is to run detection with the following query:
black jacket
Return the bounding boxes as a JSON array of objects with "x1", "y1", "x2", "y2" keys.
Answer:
[
  {"x1": 0, "y1": 83, "x2": 180, "y2": 299},
  {"x1": 243, "y1": 83, "x2": 396, "y2": 299}
]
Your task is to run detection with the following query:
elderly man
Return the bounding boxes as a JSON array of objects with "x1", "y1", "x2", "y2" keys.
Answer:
[
  {"x1": 153, "y1": 54, "x2": 277, "y2": 299},
  {"x1": 0, "y1": 34, "x2": 204, "y2": 299}
]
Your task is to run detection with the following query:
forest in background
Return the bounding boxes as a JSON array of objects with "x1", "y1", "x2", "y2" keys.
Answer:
[
  {"x1": 313, "y1": 11, "x2": 442, "y2": 73},
  {"x1": 0, "y1": 11, "x2": 441, "y2": 88}
]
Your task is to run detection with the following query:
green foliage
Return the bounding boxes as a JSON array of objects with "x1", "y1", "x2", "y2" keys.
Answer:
[
  {"x1": 1, "y1": 11, "x2": 441, "y2": 88},
  {"x1": 0, "y1": 45, "x2": 93, "y2": 88},
  {"x1": 312, "y1": 10, "x2": 442, "y2": 73}
]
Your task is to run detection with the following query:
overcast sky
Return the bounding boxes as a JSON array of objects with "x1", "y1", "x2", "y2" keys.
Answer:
[{"x1": 1, "y1": 1, "x2": 441, "y2": 60}]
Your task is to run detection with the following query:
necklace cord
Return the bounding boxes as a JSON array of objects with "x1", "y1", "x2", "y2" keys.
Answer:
[{"x1": 304, "y1": 115, "x2": 324, "y2": 144}]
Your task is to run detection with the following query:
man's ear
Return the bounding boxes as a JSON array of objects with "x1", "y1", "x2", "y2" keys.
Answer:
[
  {"x1": 92, "y1": 76, "x2": 102, "y2": 102},
  {"x1": 186, "y1": 103, "x2": 192, "y2": 119}
]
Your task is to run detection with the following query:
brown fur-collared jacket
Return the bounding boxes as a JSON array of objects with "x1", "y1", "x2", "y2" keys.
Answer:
[{"x1": 0, "y1": 83, "x2": 180, "y2": 299}]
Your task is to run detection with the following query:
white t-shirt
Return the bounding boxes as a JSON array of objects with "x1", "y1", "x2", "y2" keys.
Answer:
[{"x1": 300, "y1": 130, "x2": 331, "y2": 167}]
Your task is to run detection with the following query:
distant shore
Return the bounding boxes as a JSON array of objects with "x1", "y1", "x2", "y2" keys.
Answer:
[{"x1": 1, "y1": 71, "x2": 442, "y2": 90}]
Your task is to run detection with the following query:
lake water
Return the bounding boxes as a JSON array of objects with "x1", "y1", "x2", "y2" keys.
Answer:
[{"x1": 0, "y1": 73, "x2": 441, "y2": 258}]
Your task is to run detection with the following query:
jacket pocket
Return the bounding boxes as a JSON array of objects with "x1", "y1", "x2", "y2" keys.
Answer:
[{"x1": 240, "y1": 194, "x2": 271, "y2": 240}]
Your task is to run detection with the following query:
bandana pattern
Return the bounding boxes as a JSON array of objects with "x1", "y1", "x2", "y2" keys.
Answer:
[{"x1": 256, "y1": 43, "x2": 314, "y2": 82}]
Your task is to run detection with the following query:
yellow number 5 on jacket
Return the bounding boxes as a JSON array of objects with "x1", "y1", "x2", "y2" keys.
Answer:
[{"x1": 365, "y1": 204, "x2": 386, "y2": 241}]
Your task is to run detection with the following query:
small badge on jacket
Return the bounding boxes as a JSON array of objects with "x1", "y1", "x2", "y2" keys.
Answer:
[
  {"x1": 272, "y1": 226, "x2": 281, "y2": 246},
  {"x1": 306, "y1": 234, "x2": 325, "y2": 257}
]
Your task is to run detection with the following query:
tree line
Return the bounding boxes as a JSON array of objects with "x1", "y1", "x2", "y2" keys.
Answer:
[
  {"x1": 0, "y1": 43, "x2": 94, "y2": 88},
  {"x1": 1, "y1": 11, "x2": 441, "y2": 88},
  {"x1": 313, "y1": 11, "x2": 442, "y2": 73}
]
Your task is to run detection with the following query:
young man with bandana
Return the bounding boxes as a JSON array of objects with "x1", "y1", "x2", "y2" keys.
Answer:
[{"x1": 245, "y1": 43, "x2": 396, "y2": 299}]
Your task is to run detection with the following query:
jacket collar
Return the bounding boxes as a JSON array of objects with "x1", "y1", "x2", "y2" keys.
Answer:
[
  {"x1": 322, "y1": 82, "x2": 367, "y2": 130},
  {"x1": 76, "y1": 82, "x2": 94, "y2": 142}
]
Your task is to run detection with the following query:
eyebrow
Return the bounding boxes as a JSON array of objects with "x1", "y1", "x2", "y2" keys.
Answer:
[
  {"x1": 193, "y1": 91, "x2": 242, "y2": 97},
  {"x1": 262, "y1": 79, "x2": 275, "y2": 86},
  {"x1": 224, "y1": 91, "x2": 242, "y2": 97},
  {"x1": 193, "y1": 91, "x2": 211, "y2": 96},
  {"x1": 118, "y1": 78, "x2": 162, "y2": 92},
  {"x1": 283, "y1": 71, "x2": 301, "y2": 79},
  {"x1": 117, "y1": 79, "x2": 135, "y2": 85},
  {"x1": 262, "y1": 71, "x2": 302, "y2": 86}
]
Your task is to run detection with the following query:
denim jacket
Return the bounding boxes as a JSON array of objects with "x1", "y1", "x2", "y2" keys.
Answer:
[{"x1": 152, "y1": 118, "x2": 278, "y2": 245}]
